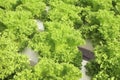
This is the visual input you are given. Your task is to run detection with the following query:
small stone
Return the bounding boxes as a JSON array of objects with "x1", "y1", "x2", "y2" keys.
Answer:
[
  {"x1": 79, "y1": 47, "x2": 94, "y2": 61},
  {"x1": 80, "y1": 60, "x2": 91, "y2": 80},
  {"x1": 35, "y1": 19, "x2": 44, "y2": 31},
  {"x1": 22, "y1": 47, "x2": 39, "y2": 66},
  {"x1": 78, "y1": 39, "x2": 94, "y2": 61}
]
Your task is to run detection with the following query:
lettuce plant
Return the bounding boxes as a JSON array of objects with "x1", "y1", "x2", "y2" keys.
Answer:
[{"x1": 0, "y1": 0, "x2": 84, "y2": 80}]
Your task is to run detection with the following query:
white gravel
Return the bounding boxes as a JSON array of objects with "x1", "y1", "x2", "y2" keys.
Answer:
[
  {"x1": 35, "y1": 19, "x2": 44, "y2": 31},
  {"x1": 22, "y1": 47, "x2": 39, "y2": 66},
  {"x1": 80, "y1": 60, "x2": 91, "y2": 80}
]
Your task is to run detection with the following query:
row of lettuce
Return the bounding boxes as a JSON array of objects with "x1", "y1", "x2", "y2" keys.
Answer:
[
  {"x1": 79, "y1": 0, "x2": 120, "y2": 80},
  {"x1": 0, "y1": 0, "x2": 84, "y2": 80},
  {"x1": 0, "y1": 0, "x2": 120, "y2": 80}
]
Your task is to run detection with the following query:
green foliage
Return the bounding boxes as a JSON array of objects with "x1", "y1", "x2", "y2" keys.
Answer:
[
  {"x1": 0, "y1": 0, "x2": 18, "y2": 10},
  {"x1": 86, "y1": 41, "x2": 120, "y2": 79},
  {"x1": 28, "y1": 21, "x2": 84, "y2": 67},
  {"x1": 79, "y1": 0, "x2": 112, "y2": 11},
  {"x1": 62, "y1": 0, "x2": 79, "y2": 5},
  {"x1": 16, "y1": 0, "x2": 46, "y2": 19},
  {"x1": 81, "y1": 10, "x2": 120, "y2": 44},
  {"x1": 0, "y1": 50, "x2": 29, "y2": 79},
  {"x1": 78, "y1": 0, "x2": 120, "y2": 79},
  {"x1": 1, "y1": 0, "x2": 119, "y2": 79},
  {"x1": 48, "y1": 1, "x2": 82, "y2": 23},
  {"x1": 14, "y1": 58, "x2": 81, "y2": 80},
  {"x1": 0, "y1": 0, "x2": 83, "y2": 80}
]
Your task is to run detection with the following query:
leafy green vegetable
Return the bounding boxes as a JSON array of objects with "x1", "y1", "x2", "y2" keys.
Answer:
[
  {"x1": 1, "y1": 0, "x2": 119, "y2": 79},
  {"x1": 14, "y1": 58, "x2": 81, "y2": 80},
  {"x1": 0, "y1": 0, "x2": 84, "y2": 80},
  {"x1": 78, "y1": 0, "x2": 120, "y2": 79}
]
